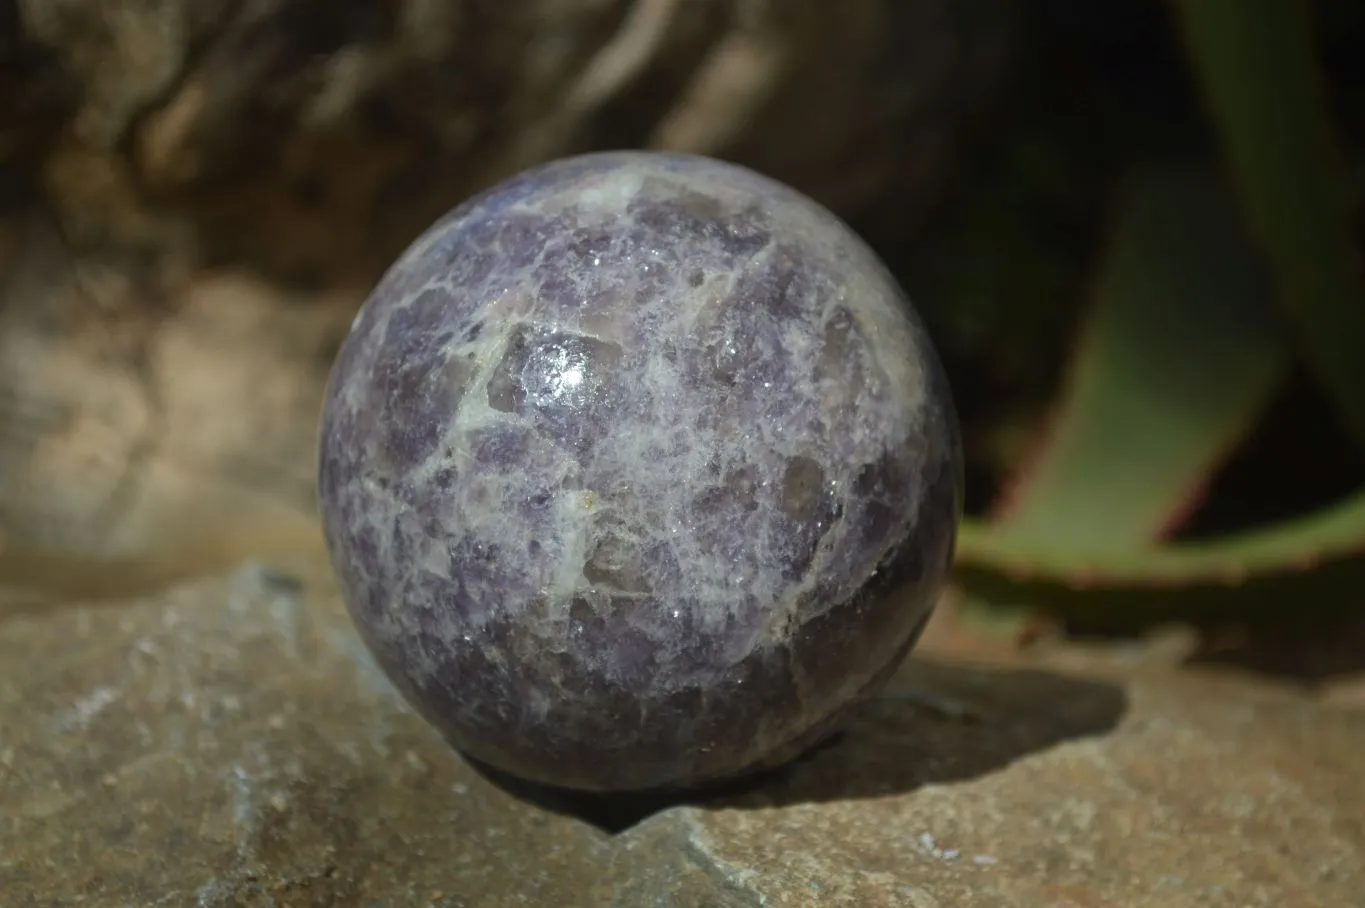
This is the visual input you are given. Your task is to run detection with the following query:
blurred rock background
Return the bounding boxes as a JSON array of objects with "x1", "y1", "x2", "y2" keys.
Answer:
[{"x1": 0, "y1": 0, "x2": 1017, "y2": 578}]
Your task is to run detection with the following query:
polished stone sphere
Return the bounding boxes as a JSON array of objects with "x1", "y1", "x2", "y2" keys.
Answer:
[{"x1": 317, "y1": 151, "x2": 962, "y2": 792}]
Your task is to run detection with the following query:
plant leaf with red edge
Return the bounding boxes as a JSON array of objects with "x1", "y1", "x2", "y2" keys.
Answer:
[
  {"x1": 991, "y1": 165, "x2": 1290, "y2": 554},
  {"x1": 954, "y1": 485, "x2": 1365, "y2": 627}
]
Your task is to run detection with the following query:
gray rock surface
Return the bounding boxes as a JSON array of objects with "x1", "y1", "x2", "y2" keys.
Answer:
[
  {"x1": 2, "y1": 561, "x2": 611, "y2": 906},
  {"x1": 318, "y1": 151, "x2": 962, "y2": 792},
  {"x1": 3, "y1": 558, "x2": 1363, "y2": 906}
]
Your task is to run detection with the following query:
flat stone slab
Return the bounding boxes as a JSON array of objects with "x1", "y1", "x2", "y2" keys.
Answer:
[{"x1": 3, "y1": 560, "x2": 1362, "y2": 906}]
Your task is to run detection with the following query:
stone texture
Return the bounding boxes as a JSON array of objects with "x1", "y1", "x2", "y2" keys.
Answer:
[
  {"x1": 3, "y1": 558, "x2": 1363, "y2": 906},
  {"x1": 671, "y1": 660, "x2": 1365, "y2": 907},
  {"x1": 1, "y1": 560, "x2": 612, "y2": 907},
  {"x1": 318, "y1": 151, "x2": 962, "y2": 792}
]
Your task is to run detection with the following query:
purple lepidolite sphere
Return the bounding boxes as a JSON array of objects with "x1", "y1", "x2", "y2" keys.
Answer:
[{"x1": 317, "y1": 151, "x2": 962, "y2": 792}]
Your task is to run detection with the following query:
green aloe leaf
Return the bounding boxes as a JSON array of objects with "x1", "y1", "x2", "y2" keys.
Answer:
[
  {"x1": 959, "y1": 486, "x2": 1365, "y2": 586},
  {"x1": 991, "y1": 165, "x2": 1290, "y2": 552},
  {"x1": 1171, "y1": 0, "x2": 1365, "y2": 451},
  {"x1": 954, "y1": 485, "x2": 1365, "y2": 625}
]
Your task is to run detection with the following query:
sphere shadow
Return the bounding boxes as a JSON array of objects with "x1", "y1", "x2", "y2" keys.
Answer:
[{"x1": 464, "y1": 657, "x2": 1129, "y2": 834}]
